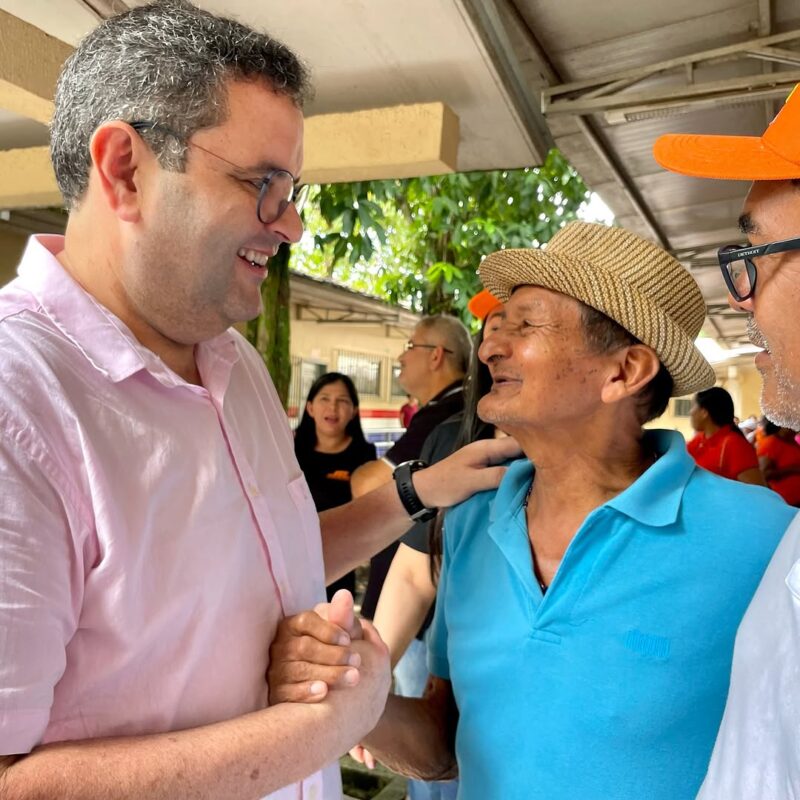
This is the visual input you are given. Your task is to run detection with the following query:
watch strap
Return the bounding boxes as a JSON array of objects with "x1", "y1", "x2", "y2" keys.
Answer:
[{"x1": 393, "y1": 460, "x2": 437, "y2": 522}]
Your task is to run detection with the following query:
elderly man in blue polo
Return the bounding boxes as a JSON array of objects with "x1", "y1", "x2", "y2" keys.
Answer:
[{"x1": 270, "y1": 221, "x2": 793, "y2": 800}]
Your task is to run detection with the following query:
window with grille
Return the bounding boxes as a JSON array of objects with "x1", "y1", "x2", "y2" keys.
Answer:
[
  {"x1": 336, "y1": 350, "x2": 382, "y2": 397},
  {"x1": 390, "y1": 363, "x2": 405, "y2": 399},
  {"x1": 288, "y1": 357, "x2": 326, "y2": 425},
  {"x1": 674, "y1": 398, "x2": 693, "y2": 417}
]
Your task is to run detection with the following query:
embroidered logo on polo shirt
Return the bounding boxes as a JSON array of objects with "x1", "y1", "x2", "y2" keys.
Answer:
[{"x1": 624, "y1": 629, "x2": 671, "y2": 660}]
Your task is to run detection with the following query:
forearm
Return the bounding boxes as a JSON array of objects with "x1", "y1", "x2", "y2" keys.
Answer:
[
  {"x1": 1, "y1": 702, "x2": 349, "y2": 800},
  {"x1": 320, "y1": 482, "x2": 413, "y2": 583},
  {"x1": 373, "y1": 548, "x2": 435, "y2": 668},
  {"x1": 321, "y1": 438, "x2": 521, "y2": 583},
  {"x1": 362, "y1": 694, "x2": 457, "y2": 782},
  {"x1": 737, "y1": 467, "x2": 766, "y2": 486}
]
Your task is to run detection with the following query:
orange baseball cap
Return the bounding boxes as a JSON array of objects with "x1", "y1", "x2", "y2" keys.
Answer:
[
  {"x1": 467, "y1": 288, "x2": 502, "y2": 320},
  {"x1": 653, "y1": 84, "x2": 800, "y2": 180}
]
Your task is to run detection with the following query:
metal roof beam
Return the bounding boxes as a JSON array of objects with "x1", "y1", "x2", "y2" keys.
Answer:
[
  {"x1": 546, "y1": 68, "x2": 800, "y2": 116},
  {"x1": 543, "y1": 27, "x2": 800, "y2": 104},
  {"x1": 458, "y1": 0, "x2": 555, "y2": 162},
  {"x1": 486, "y1": 0, "x2": 668, "y2": 248}
]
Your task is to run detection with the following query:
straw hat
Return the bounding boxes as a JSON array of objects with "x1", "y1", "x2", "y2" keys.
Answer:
[{"x1": 479, "y1": 221, "x2": 715, "y2": 396}]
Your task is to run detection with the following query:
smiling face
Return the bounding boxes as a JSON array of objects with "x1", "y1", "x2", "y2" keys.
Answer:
[
  {"x1": 121, "y1": 78, "x2": 304, "y2": 345},
  {"x1": 734, "y1": 180, "x2": 800, "y2": 427},
  {"x1": 476, "y1": 286, "x2": 611, "y2": 438},
  {"x1": 306, "y1": 379, "x2": 357, "y2": 440}
]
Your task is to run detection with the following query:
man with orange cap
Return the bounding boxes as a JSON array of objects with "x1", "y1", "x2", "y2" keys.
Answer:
[{"x1": 654, "y1": 86, "x2": 800, "y2": 798}]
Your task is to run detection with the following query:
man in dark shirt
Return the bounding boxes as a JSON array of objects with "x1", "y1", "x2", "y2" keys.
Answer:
[{"x1": 354, "y1": 314, "x2": 471, "y2": 620}]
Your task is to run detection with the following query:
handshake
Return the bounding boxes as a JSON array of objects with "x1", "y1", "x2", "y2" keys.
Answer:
[{"x1": 268, "y1": 589, "x2": 391, "y2": 765}]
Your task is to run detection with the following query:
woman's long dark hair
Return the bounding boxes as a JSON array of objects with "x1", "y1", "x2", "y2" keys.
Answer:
[
  {"x1": 428, "y1": 320, "x2": 495, "y2": 582},
  {"x1": 294, "y1": 372, "x2": 369, "y2": 458}
]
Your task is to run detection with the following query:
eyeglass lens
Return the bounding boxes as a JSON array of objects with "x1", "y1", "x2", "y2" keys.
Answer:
[
  {"x1": 720, "y1": 247, "x2": 755, "y2": 300},
  {"x1": 257, "y1": 174, "x2": 310, "y2": 224}
]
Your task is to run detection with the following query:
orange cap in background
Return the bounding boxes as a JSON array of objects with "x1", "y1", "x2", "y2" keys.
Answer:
[
  {"x1": 653, "y1": 84, "x2": 800, "y2": 181},
  {"x1": 467, "y1": 288, "x2": 502, "y2": 320}
]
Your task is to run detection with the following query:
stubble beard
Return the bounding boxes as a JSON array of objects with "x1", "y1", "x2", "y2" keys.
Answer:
[
  {"x1": 760, "y1": 365, "x2": 800, "y2": 429},
  {"x1": 748, "y1": 317, "x2": 800, "y2": 428}
]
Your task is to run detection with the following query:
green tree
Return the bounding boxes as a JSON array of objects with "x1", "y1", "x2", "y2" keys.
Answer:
[
  {"x1": 296, "y1": 149, "x2": 590, "y2": 322},
  {"x1": 245, "y1": 243, "x2": 292, "y2": 407}
]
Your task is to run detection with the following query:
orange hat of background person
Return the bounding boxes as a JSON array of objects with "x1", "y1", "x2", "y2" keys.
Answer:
[
  {"x1": 653, "y1": 84, "x2": 800, "y2": 180},
  {"x1": 467, "y1": 289, "x2": 502, "y2": 320}
]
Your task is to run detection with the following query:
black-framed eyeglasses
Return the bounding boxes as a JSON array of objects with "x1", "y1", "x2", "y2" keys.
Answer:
[
  {"x1": 403, "y1": 341, "x2": 453, "y2": 354},
  {"x1": 717, "y1": 235, "x2": 800, "y2": 302},
  {"x1": 129, "y1": 120, "x2": 309, "y2": 225}
]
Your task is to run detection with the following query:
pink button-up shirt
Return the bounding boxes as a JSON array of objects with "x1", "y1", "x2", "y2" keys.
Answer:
[{"x1": 0, "y1": 235, "x2": 338, "y2": 799}]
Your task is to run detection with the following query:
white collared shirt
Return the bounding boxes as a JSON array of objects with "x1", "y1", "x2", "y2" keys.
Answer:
[{"x1": 698, "y1": 511, "x2": 800, "y2": 799}]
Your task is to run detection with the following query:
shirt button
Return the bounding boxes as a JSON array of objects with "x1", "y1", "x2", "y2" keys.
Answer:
[
  {"x1": 308, "y1": 785, "x2": 319, "y2": 800},
  {"x1": 248, "y1": 483, "x2": 261, "y2": 498}
]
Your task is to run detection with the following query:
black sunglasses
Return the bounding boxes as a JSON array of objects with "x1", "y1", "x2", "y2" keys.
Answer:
[{"x1": 717, "y1": 235, "x2": 800, "y2": 301}]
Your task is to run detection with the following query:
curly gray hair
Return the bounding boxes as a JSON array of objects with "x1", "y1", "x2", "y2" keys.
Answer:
[{"x1": 50, "y1": 0, "x2": 311, "y2": 208}]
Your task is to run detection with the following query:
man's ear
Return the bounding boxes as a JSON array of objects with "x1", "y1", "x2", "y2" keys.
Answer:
[
  {"x1": 88, "y1": 121, "x2": 151, "y2": 223},
  {"x1": 430, "y1": 345, "x2": 447, "y2": 371},
  {"x1": 600, "y1": 344, "x2": 660, "y2": 406}
]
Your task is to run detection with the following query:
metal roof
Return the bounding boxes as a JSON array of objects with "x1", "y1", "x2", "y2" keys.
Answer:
[{"x1": 2, "y1": 0, "x2": 799, "y2": 350}]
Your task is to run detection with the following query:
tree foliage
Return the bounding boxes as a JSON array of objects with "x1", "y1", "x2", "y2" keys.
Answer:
[
  {"x1": 293, "y1": 149, "x2": 590, "y2": 321},
  {"x1": 245, "y1": 243, "x2": 292, "y2": 407}
]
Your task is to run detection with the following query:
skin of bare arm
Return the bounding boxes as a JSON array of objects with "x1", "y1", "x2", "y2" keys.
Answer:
[
  {"x1": 350, "y1": 459, "x2": 393, "y2": 498},
  {"x1": 360, "y1": 676, "x2": 459, "y2": 782},
  {"x1": 0, "y1": 650, "x2": 390, "y2": 800},
  {"x1": 319, "y1": 437, "x2": 521, "y2": 584},
  {"x1": 372, "y1": 543, "x2": 436, "y2": 668},
  {"x1": 0, "y1": 595, "x2": 389, "y2": 799},
  {"x1": 736, "y1": 467, "x2": 767, "y2": 486},
  {"x1": 759, "y1": 455, "x2": 800, "y2": 482}
]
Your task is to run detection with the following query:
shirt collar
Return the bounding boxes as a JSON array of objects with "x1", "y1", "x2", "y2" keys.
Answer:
[
  {"x1": 426, "y1": 379, "x2": 464, "y2": 406},
  {"x1": 489, "y1": 429, "x2": 694, "y2": 531},
  {"x1": 16, "y1": 234, "x2": 239, "y2": 388},
  {"x1": 604, "y1": 429, "x2": 694, "y2": 528}
]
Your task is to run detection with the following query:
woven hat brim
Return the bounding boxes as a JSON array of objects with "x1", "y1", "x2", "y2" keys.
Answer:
[{"x1": 480, "y1": 248, "x2": 716, "y2": 397}]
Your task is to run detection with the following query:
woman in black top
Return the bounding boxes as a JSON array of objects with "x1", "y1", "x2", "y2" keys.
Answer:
[{"x1": 294, "y1": 372, "x2": 376, "y2": 600}]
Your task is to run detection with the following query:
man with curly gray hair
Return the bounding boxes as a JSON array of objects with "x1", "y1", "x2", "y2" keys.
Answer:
[{"x1": 0, "y1": 2, "x2": 517, "y2": 798}]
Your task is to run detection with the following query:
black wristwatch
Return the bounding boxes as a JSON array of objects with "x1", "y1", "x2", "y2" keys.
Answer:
[{"x1": 393, "y1": 460, "x2": 438, "y2": 522}]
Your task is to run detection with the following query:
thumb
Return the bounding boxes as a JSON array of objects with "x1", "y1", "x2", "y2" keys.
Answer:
[{"x1": 328, "y1": 589, "x2": 356, "y2": 634}]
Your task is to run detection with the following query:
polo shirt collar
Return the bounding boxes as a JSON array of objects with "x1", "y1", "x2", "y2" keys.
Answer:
[
  {"x1": 489, "y1": 429, "x2": 694, "y2": 532},
  {"x1": 604, "y1": 429, "x2": 694, "y2": 528},
  {"x1": 16, "y1": 234, "x2": 239, "y2": 388}
]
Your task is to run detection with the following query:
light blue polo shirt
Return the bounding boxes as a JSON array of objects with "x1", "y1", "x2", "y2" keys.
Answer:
[{"x1": 428, "y1": 429, "x2": 795, "y2": 800}]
